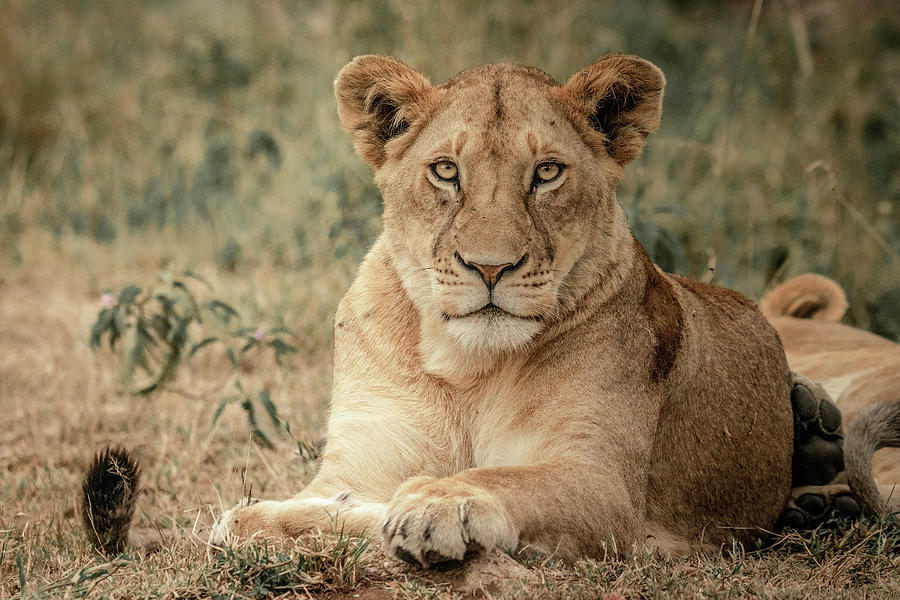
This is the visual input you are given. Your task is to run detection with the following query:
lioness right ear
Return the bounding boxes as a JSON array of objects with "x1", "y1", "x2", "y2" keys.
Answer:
[
  {"x1": 335, "y1": 55, "x2": 434, "y2": 169},
  {"x1": 562, "y1": 55, "x2": 665, "y2": 166}
]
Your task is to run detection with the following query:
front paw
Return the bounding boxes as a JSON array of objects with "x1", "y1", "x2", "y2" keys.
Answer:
[
  {"x1": 209, "y1": 497, "x2": 264, "y2": 546},
  {"x1": 382, "y1": 476, "x2": 517, "y2": 569}
]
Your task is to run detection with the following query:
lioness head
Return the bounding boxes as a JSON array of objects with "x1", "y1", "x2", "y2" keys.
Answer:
[{"x1": 335, "y1": 55, "x2": 664, "y2": 363}]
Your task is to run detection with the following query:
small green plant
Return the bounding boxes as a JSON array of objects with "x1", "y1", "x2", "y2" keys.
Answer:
[{"x1": 89, "y1": 269, "x2": 313, "y2": 451}]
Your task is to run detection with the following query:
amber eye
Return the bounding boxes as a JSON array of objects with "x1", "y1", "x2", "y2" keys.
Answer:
[
  {"x1": 534, "y1": 162, "x2": 562, "y2": 184},
  {"x1": 431, "y1": 161, "x2": 459, "y2": 181}
]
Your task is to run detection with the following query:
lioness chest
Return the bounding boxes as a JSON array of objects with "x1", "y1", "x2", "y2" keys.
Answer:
[
  {"x1": 414, "y1": 368, "x2": 658, "y2": 474},
  {"x1": 391, "y1": 310, "x2": 667, "y2": 479}
]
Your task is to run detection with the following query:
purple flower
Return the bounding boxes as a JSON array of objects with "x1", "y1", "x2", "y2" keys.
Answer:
[
  {"x1": 100, "y1": 293, "x2": 115, "y2": 309},
  {"x1": 254, "y1": 328, "x2": 265, "y2": 342}
]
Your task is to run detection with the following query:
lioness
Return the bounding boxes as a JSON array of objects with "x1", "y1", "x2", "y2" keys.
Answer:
[
  {"x1": 190, "y1": 56, "x2": 893, "y2": 565},
  {"x1": 761, "y1": 274, "x2": 900, "y2": 524}
]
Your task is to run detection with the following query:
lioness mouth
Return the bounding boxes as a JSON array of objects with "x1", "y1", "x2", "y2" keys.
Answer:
[
  {"x1": 440, "y1": 303, "x2": 509, "y2": 321},
  {"x1": 443, "y1": 303, "x2": 542, "y2": 322},
  {"x1": 475, "y1": 303, "x2": 506, "y2": 316}
]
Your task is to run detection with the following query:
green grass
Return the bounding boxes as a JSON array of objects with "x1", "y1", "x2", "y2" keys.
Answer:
[{"x1": 1, "y1": 0, "x2": 899, "y2": 598}]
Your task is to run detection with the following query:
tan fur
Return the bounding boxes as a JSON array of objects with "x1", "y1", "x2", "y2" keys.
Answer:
[
  {"x1": 761, "y1": 275, "x2": 900, "y2": 508},
  {"x1": 211, "y1": 55, "x2": 794, "y2": 562},
  {"x1": 759, "y1": 273, "x2": 849, "y2": 323}
]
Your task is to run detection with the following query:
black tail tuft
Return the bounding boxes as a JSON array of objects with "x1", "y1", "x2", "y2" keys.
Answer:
[{"x1": 81, "y1": 446, "x2": 141, "y2": 554}]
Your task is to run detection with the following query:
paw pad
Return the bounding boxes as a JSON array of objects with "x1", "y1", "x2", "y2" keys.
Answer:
[
  {"x1": 779, "y1": 485, "x2": 861, "y2": 530},
  {"x1": 832, "y1": 494, "x2": 862, "y2": 519},
  {"x1": 795, "y1": 493, "x2": 826, "y2": 515},
  {"x1": 790, "y1": 377, "x2": 845, "y2": 487},
  {"x1": 791, "y1": 381, "x2": 842, "y2": 440}
]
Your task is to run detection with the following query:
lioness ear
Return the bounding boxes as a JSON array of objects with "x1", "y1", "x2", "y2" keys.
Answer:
[
  {"x1": 562, "y1": 55, "x2": 665, "y2": 165},
  {"x1": 335, "y1": 55, "x2": 434, "y2": 168}
]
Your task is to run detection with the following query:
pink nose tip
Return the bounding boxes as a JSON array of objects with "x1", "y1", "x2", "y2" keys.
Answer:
[
  {"x1": 470, "y1": 262, "x2": 513, "y2": 290},
  {"x1": 456, "y1": 253, "x2": 525, "y2": 291}
]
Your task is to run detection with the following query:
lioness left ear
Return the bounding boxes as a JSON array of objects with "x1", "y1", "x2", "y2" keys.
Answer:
[
  {"x1": 335, "y1": 55, "x2": 435, "y2": 169},
  {"x1": 562, "y1": 55, "x2": 665, "y2": 165}
]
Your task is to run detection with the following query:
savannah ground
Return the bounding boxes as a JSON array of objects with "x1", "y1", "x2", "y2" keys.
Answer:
[{"x1": 1, "y1": 0, "x2": 898, "y2": 597}]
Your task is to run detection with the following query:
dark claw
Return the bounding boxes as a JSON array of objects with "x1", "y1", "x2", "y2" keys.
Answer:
[
  {"x1": 425, "y1": 550, "x2": 464, "y2": 571},
  {"x1": 399, "y1": 516, "x2": 412, "y2": 539},
  {"x1": 464, "y1": 541, "x2": 484, "y2": 558},
  {"x1": 394, "y1": 547, "x2": 420, "y2": 566}
]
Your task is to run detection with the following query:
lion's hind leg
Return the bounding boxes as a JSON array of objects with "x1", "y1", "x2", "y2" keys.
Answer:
[{"x1": 778, "y1": 374, "x2": 861, "y2": 529}]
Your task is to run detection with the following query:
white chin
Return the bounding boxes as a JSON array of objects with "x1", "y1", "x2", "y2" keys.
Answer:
[{"x1": 444, "y1": 312, "x2": 541, "y2": 354}]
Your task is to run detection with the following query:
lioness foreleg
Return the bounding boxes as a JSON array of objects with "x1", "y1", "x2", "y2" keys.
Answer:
[
  {"x1": 210, "y1": 391, "x2": 434, "y2": 546},
  {"x1": 382, "y1": 464, "x2": 637, "y2": 568},
  {"x1": 210, "y1": 489, "x2": 386, "y2": 546}
]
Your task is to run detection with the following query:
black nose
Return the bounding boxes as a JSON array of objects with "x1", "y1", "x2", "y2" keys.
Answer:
[{"x1": 456, "y1": 253, "x2": 526, "y2": 291}]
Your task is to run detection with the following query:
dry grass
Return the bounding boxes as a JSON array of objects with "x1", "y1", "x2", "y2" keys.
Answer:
[
  {"x1": 1, "y1": 234, "x2": 898, "y2": 599},
  {"x1": 0, "y1": 234, "x2": 334, "y2": 598}
]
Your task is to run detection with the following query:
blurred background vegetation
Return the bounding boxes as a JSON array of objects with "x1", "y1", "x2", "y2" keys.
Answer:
[{"x1": 1, "y1": 0, "x2": 898, "y2": 344}]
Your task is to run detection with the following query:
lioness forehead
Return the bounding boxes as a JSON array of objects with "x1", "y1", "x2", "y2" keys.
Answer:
[
  {"x1": 440, "y1": 62, "x2": 560, "y2": 90},
  {"x1": 421, "y1": 64, "x2": 573, "y2": 157},
  {"x1": 438, "y1": 63, "x2": 563, "y2": 119}
]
